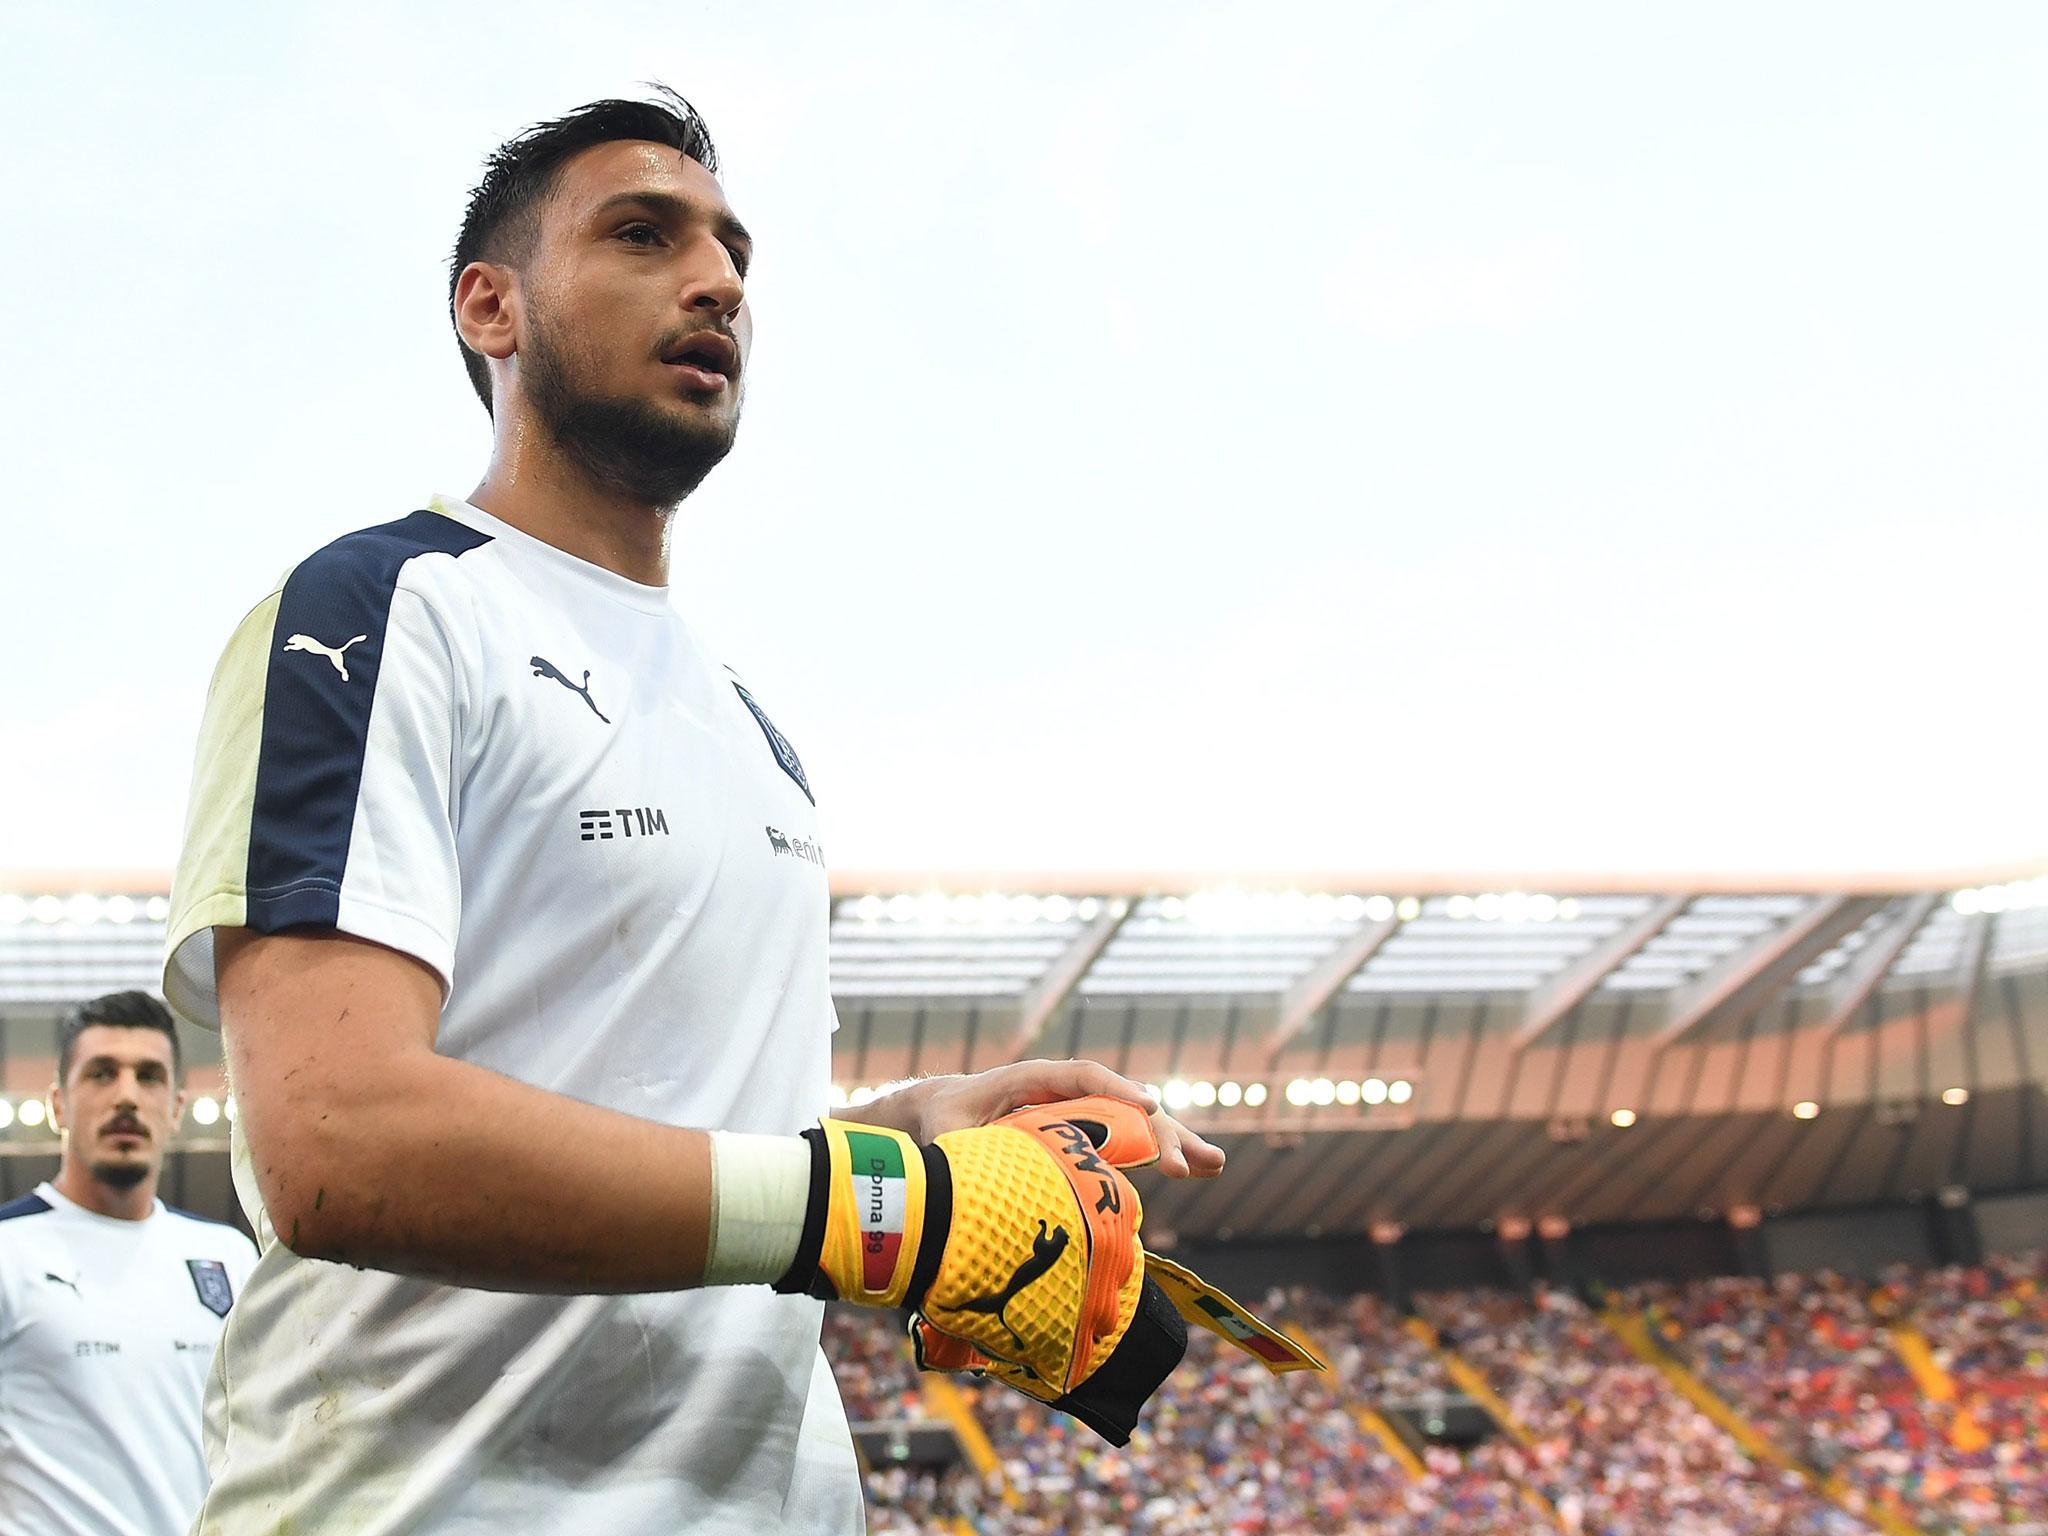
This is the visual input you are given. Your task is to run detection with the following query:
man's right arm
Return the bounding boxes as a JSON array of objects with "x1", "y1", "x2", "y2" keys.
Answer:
[{"x1": 217, "y1": 926, "x2": 716, "y2": 1293}]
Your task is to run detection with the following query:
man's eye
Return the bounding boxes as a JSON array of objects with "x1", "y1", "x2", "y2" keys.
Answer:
[
  {"x1": 618, "y1": 223, "x2": 664, "y2": 246},
  {"x1": 725, "y1": 246, "x2": 752, "y2": 278}
]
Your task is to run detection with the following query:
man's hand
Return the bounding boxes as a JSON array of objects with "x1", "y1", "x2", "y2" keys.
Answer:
[{"x1": 838, "y1": 1059, "x2": 1225, "y2": 1178}]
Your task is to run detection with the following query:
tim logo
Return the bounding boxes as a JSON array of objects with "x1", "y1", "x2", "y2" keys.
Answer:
[
  {"x1": 580, "y1": 807, "x2": 671, "y2": 842},
  {"x1": 765, "y1": 825, "x2": 825, "y2": 867}
]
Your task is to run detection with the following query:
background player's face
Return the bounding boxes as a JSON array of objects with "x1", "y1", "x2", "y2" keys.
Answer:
[
  {"x1": 51, "y1": 1027, "x2": 185, "y2": 1192},
  {"x1": 516, "y1": 140, "x2": 754, "y2": 506}
]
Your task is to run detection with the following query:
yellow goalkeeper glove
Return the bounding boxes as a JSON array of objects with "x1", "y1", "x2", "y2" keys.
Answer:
[
  {"x1": 773, "y1": 1094, "x2": 1183, "y2": 1443},
  {"x1": 775, "y1": 1095, "x2": 1324, "y2": 1444}
]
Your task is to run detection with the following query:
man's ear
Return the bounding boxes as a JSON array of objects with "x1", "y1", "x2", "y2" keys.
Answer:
[
  {"x1": 171, "y1": 1085, "x2": 190, "y2": 1130},
  {"x1": 46, "y1": 1078, "x2": 64, "y2": 1135},
  {"x1": 453, "y1": 261, "x2": 521, "y2": 363}
]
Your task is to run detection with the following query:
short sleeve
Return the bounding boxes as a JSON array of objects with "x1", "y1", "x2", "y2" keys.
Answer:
[{"x1": 163, "y1": 512, "x2": 492, "y2": 1027}]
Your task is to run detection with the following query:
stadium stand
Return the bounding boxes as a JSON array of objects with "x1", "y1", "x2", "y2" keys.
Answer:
[
  {"x1": 4, "y1": 877, "x2": 2043, "y2": 1528},
  {"x1": 830, "y1": 1257, "x2": 2045, "y2": 1535},
  {"x1": 1640, "y1": 1259, "x2": 2048, "y2": 1534}
]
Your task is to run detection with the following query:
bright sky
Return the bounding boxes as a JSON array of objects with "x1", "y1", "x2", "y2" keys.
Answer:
[{"x1": 2, "y1": 2, "x2": 2042, "y2": 884}]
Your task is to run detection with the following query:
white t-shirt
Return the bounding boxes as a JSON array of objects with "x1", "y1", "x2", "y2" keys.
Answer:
[
  {"x1": 163, "y1": 496, "x2": 861, "y2": 1535},
  {"x1": 0, "y1": 1181, "x2": 258, "y2": 1536}
]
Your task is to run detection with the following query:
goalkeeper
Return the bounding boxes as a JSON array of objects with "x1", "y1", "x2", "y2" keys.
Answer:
[{"x1": 159, "y1": 85, "x2": 1298, "y2": 1536}]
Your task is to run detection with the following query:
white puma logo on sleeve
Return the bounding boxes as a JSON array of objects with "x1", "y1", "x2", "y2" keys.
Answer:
[{"x1": 283, "y1": 633, "x2": 369, "y2": 681}]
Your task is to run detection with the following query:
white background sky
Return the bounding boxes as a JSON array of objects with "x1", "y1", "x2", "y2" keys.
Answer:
[{"x1": 2, "y1": 2, "x2": 2042, "y2": 885}]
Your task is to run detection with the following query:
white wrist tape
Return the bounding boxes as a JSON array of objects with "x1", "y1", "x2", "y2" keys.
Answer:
[{"x1": 702, "y1": 1130, "x2": 813, "y2": 1287}]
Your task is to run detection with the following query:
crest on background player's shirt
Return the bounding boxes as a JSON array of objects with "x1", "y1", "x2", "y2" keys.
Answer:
[
  {"x1": 733, "y1": 682, "x2": 814, "y2": 805},
  {"x1": 186, "y1": 1259, "x2": 234, "y2": 1318}
]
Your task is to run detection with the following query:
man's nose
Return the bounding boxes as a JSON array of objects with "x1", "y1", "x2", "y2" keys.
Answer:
[{"x1": 683, "y1": 242, "x2": 744, "y2": 317}]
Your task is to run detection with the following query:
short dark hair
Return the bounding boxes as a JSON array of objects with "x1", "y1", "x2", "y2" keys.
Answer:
[
  {"x1": 448, "y1": 85, "x2": 721, "y2": 417},
  {"x1": 58, "y1": 991, "x2": 181, "y2": 1083}
]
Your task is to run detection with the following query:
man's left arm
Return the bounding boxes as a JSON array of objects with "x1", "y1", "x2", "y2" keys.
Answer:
[{"x1": 834, "y1": 1057, "x2": 1224, "y2": 1176}]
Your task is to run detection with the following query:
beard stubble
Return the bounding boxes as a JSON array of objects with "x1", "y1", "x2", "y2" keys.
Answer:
[{"x1": 522, "y1": 305, "x2": 741, "y2": 509}]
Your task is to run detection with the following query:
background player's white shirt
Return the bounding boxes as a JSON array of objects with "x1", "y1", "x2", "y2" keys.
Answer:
[
  {"x1": 0, "y1": 1181, "x2": 257, "y2": 1536},
  {"x1": 163, "y1": 497, "x2": 862, "y2": 1535}
]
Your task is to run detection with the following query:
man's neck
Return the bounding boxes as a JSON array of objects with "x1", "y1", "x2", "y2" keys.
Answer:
[
  {"x1": 468, "y1": 436, "x2": 673, "y2": 588},
  {"x1": 53, "y1": 1161, "x2": 155, "y2": 1222}
]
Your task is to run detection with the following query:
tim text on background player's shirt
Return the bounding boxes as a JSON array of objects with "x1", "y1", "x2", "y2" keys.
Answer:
[
  {"x1": 164, "y1": 496, "x2": 862, "y2": 1535},
  {"x1": 0, "y1": 1181, "x2": 257, "y2": 1536}
]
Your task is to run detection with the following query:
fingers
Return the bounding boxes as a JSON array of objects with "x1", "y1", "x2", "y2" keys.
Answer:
[
  {"x1": 985, "y1": 1058, "x2": 1160, "y2": 1118},
  {"x1": 1150, "y1": 1109, "x2": 1226, "y2": 1179}
]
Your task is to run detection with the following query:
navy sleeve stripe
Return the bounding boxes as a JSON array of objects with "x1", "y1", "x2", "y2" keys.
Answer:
[
  {"x1": 0, "y1": 1194, "x2": 52, "y2": 1224},
  {"x1": 246, "y1": 510, "x2": 492, "y2": 932}
]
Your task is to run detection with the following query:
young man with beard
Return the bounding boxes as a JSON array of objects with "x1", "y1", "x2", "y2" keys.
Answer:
[
  {"x1": 162, "y1": 89, "x2": 1222, "y2": 1533},
  {"x1": 0, "y1": 991, "x2": 257, "y2": 1536}
]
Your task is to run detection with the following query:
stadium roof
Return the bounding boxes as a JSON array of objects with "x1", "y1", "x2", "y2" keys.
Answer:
[{"x1": 2, "y1": 872, "x2": 2043, "y2": 1237}]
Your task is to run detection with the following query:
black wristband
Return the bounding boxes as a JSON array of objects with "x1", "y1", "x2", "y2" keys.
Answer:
[
  {"x1": 903, "y1": 1141, "x2": 953, "y2": 1309},
  {"x1": 1047, "y1": 1272, "x2": 1189, "y2": 1446},
  {"x1": 769, "y1": 1127, "x2": 832, "y2": 1297}
]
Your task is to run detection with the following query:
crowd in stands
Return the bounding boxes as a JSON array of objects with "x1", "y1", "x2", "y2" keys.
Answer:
[
  {"x1": 825, "y1": 1253, "x2": 2044, "y2": 1535},
  {"x1": 1642, "y1": 1256, "x2": 2048, "y2": 1534},
  {"x1": 1420, "y1": 1286, "x2": 1862, "y2": 1535}
]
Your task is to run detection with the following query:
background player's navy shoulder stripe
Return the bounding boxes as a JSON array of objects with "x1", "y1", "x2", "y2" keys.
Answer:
[
  {"x1": 246, "y1": 510, "x2": 491, "y2": 932},
  {"x1": 0, "y1": 1194, "x2": 53, "y2": 1224}
]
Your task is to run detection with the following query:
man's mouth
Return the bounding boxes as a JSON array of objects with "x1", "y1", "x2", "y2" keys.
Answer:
[
  {"x1": 659, "y1": 332, "x2": 738, "y2": 392},
  {"x1": 103, "y1": 1121, "x2": 146, "y2": 1142}
]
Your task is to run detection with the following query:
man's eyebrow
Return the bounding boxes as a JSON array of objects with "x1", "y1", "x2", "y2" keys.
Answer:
[{"x1": 592, "y1": 191, "x2": 753, "y2": 250}]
